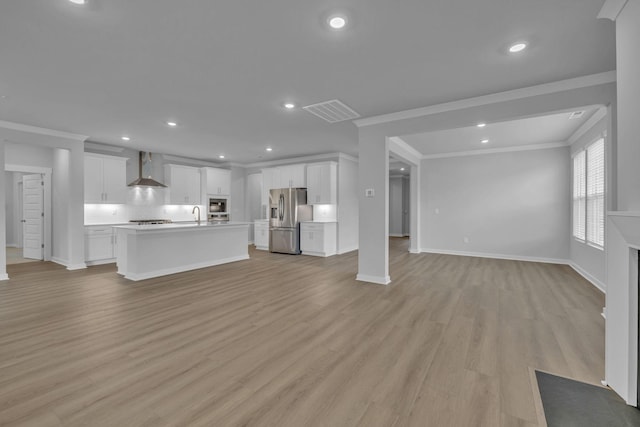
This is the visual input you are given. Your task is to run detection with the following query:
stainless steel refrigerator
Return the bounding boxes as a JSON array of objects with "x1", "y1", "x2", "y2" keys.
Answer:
[{"x1": 269, "y1": 188, "x2": 312, "y2": 254}]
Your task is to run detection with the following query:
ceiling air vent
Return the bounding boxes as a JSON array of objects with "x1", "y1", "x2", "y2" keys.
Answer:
[
  {"x1": 569, "y1": 111, "x2": 585, "y2": 120},
  {"x1": 302, "y1": 99, "x2": 361, "y2": 123}
]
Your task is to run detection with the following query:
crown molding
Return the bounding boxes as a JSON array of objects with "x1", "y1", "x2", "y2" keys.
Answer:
[
  {"x1": 244, "y1": 152, "x2": 356, "y2": 169},
  {"x1": 568, "y1": 106, "x2": 608, "y2": 145},
  {"x1": 597, "y1": 0, "x2": 628, "y2": 21},
  {"x1": 354, "y1": 71, "x2": 617, "y2": 128},
  {"x1": 162, "y1": 154, "x2": 226, "y2": 168},
  {"x1": 422, "y1": 141, "x2": 568, "y2": 160},
  {"x1": 84, "y1": 141, "x2": 125, "y2": 153},
  {"x1": 0, "y1": 120, "x2": 88, "y2": 141},
  {"x1": 388, "y1": 136, "x2": 422, "y2": 165}
]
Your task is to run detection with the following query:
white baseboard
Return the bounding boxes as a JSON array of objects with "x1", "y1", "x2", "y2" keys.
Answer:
[
  {"x1": 6, "y1": 243, "x2": 18, "y2": 248},
  {"x1": 356, "y1": 273, "x2": 391, "y2": 285},
  {"x1": 86, "y1": 258, "x2": 116, "y2": 266},
  {"x1": 389, "y1": 233, "x2": 404, "y2": 238},
  {"x1": 67, "y1": 263, "x2": 87, "y2": 271},
  {"x1": 569, "y1": 262, "x2": 606, "y2": 293},
  {"x1": 0, "y1": 273, "x2": 9, "y2": 281},
  {"x1": 51, "y1": 257, "x2": 68, "y2": 267},
  {"x1": 419, "y1": 248, "x2": 568, "y2": 265},
  {"x1": 337, "y1": 245, "x2": 358, "y2": 255}
]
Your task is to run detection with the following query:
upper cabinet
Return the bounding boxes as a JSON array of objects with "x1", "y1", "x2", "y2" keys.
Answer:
[
  {"x1": 279, "y1": 164, "x2": 306, "y2": 188},
  {"x1": 306, "y1": 162, "x2": 337, "y2": 205},
  {"x1": 84, "y1": 153, "x2": 127, "y2": 204},
  {"x1": 164, "y1": 164, "x2": 201, "y2": 205},
  {"x1": 261, "y1": 164, "x2": 306, "y2": 208},
  {"x1": 201, "y1": 167, "x2": 230, "y2": 196}
]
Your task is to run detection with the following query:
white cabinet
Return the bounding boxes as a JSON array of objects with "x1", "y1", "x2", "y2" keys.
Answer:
[
  {"x1": 85, "y1": 226, "x2": 116, "y2": 264},
  {"x1": 84, "y1": 153, "x2": 127, "y2": 204},
  {"x1": 307, "y1": 162, "x2": 337, "y2": 205},
  {"x1": 254, "y1": 221, "x2": 269, "y2": 250},
  {"x1": 164, "y1": 164, "x2": 201, "y2": 204},
  {"x1": 300, "y1": 222, "x2": 337, "y2": 257},
  {"x1": 202, "y1": 167, "x2": 230, "y2": 196},
  {"x1": 278, "y1": 164, "x2": 306, "y2": 188},
  {"x1": 261, "y1": 164, "x2": 307, "y2": 210}
]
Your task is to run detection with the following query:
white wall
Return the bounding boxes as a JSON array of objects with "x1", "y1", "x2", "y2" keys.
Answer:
[
  {"x1": 421, "y1": 146, "x2": 570, "y2": 261},
  {"x1": 5, "y1": 143, "x2": 53, "y2": 168},
  {"x1": 338, "y1": 156, "x2": 359, "y2": 254},
  {"x1": 569, "y1": 115, "x2": 607, "y2": 291},
  {"x1": 389, "y1": 177, "x2": 404, "y2": 237}
]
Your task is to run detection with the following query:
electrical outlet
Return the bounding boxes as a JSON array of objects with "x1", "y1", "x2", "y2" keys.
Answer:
[
  {"x1": 434, "y1": 208, "x2": 439, "y2": 214},
  {"x1": 365, "y1": 188, "x2": 375, "y2": 198},
  {"x1": 463, "y1": 237, "x2": 469, "y2": 244}
]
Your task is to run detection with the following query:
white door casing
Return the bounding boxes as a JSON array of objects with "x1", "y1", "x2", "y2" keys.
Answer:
[{"x1": 22, "y1": 174, "x2": 43, "y2": 260}]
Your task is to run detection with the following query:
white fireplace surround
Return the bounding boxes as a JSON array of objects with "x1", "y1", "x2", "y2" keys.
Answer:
[{"x1": 606, "y1": 211, "x2": 640, "y2": 405}]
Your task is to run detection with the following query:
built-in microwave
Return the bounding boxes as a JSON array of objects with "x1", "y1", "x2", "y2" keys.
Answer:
[{"x1": 208, "y1": 197, "x2": 228, "y2": 214}]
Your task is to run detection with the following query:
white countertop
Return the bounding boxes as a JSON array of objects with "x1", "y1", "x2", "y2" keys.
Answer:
[
  {"x1": 301, "y1": 220, "x2": 338, "y2": 223},
  {"x1": 113, "y1": 221, "x2": 250, "y2": 231}
]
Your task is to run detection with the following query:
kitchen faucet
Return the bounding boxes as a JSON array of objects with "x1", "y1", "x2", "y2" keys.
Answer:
[{"x1": 192, "y1": 206, "x2": 201, "y2": 224}]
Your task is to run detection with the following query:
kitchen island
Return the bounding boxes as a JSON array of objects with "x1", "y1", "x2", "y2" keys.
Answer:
[{"x1": 113, "y1": 222, "x2": 250, "y2": 281}]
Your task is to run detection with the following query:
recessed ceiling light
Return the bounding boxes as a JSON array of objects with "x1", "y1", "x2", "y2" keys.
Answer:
[
  {"x1": 121, "y1": 136, "x2": 130, "y2": 141},
  {"x1": 400, "y1": 168, "x2": 405, "y2": 171},
  {"x1": 219, "y1": 155, "x2": 225, "y2": 159},
  {"x1": 166, "y1": 121, "x2": 177, "y2": 127},
  {"x1": 481, "y1": 139, "x2": 489, "y2": 144},
  {"x1": 328, "y1": 15, "x2": 347, "y2": 30},
  {"x1": 266, "y1": 147, "x2": 273, "y2": 152},
  {"x1": 284, "y1": 103, "x2": 295, "y2": 109},
  {"x1": 477, "y1": 123, "x2": 486, "y2": 128},
  {"x1": 509, "y1": 42, "x2": 527, "y2": 53},
  {"x1": 68, "y1": 0, "x2": 86, "y2": 4}
]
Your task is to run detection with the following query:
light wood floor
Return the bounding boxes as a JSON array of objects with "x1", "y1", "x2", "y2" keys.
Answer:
[
  {"x1": 0, "y1": 238, "x2": 605, "y2": 426},
  {"x1": 5, "y1": 247, "x2": 40, "y2": 265}
]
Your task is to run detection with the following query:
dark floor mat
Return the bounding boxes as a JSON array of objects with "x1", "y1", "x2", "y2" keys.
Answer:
[{"x1": 536, "y1": 371, "x2": 640, "y2": 427}]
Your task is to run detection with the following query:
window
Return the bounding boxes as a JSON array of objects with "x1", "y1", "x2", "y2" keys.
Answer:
[{"x1": 572, "y1": 138, "x2": 605, "y2": 248}]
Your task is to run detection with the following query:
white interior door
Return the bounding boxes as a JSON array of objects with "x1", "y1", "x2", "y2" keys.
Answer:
[{"x1": 22, "y1": 174, "x2": 44, "y2": 260}]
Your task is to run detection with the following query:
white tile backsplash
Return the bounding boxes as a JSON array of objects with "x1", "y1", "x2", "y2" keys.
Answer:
[
  {"x1": 312, "y1": 204, "x2": 337, "y2": 222},
  {"x1": 85, "y1": 188, "x2": 205, "y2": 224}
]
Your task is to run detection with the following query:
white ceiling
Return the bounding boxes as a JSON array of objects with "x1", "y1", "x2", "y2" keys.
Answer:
[
  {"x1": 401, "y1": 106, "x2": 601, "y2": 156},
  {"x1": 0, "y1": 1, "x2": 614, "y2": 164}
]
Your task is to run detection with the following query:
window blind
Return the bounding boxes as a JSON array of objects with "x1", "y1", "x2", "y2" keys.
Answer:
[
  {"x1": 572, "y1": 138, "x2": 604, "y2": 249},
  {"x1": 572, "y1": 151, "x2": 586, "y2": 241},
  {"x1": 586, "y1": 139, "x2": 604, "y2": 247}
]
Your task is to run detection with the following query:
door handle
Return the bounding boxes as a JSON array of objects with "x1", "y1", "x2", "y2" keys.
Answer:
[{"x1": 21, "y1": 219, "x2": 26, "y2": 223}]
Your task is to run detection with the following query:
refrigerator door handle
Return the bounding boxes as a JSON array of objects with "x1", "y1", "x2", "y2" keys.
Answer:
[{"x1": 279, "y1": 194, "x2": 284, "y2": 221}]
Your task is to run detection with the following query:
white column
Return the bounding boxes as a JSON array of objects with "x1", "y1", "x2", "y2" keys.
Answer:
[
  {"x1": 0, "y1": 142, "x2": 7, "y2": 280},
  {"x1": 615, "y1": 0, "x2": 640, "y2": 210},
  {"x1": 66, "y1": 143, "x2": 86, "y2": 270},
  {"x1": 357, "y1": 130, "x2": 390, "y2": 285},
  {"x1": 409, "y1": 163, "x2": 421, "y2": 254}
]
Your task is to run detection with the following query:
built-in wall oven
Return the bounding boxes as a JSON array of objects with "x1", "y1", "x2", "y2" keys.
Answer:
[{"x1": 208, "y1": 197, "x2": 229, "y2": 222}]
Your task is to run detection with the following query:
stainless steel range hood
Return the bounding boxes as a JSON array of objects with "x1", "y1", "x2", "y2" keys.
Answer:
[{"x1": 127, "y1": 152, "x2": 167, "y2": 187}]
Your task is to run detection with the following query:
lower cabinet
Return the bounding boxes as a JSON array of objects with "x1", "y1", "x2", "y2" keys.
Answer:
[
  {"x1": 300, "y1": 222, "x2": 337, "y2": 257},
  {"x1": 254, "y1": 221, "x2": 269, "y2": 251},
  {"x1": 85, "y1": 226, "x2": 116, "y2": 265}
]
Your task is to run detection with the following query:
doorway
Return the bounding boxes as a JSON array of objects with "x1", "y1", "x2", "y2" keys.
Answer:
[{"x1": 4, "y1": 165, "x2": 52, "y2": 265}]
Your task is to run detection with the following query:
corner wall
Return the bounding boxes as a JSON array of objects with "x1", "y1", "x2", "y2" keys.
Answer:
[{"x1": 337, "y1": 157, "x2": 359, "y2": 254}]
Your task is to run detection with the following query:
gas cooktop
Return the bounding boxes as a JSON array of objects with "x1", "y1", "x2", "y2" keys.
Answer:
[{"x1": 129, "y1": 219, "x2": 173, "y2": 225}]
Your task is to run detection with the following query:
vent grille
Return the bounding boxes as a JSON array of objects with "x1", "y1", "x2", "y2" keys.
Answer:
[
  {"x1": 302, "y1": 99, "x2": 361, "y2": 123},
  {"x1": 569, "y1": 111, "x2": 585, "y2": 120}
]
